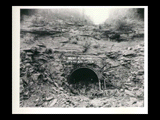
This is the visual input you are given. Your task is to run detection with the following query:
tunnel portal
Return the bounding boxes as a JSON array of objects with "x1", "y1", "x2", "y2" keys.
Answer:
[{"x1": 68, "y1": 68, "x2": 99, "y2": 85}]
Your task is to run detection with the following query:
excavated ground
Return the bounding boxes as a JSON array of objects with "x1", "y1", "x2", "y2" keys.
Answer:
[{"x1": 20, "y1": 17, "x2": 144, "y2": 107}]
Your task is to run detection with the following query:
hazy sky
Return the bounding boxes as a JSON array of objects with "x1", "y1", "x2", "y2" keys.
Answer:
[{"x1": 84, "y1": 8, "x2": 111, "y2": 25}]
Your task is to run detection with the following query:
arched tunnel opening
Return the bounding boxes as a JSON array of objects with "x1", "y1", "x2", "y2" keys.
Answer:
[{"x1": 68, "y1": 68, "x2": 99, "y2": 87}]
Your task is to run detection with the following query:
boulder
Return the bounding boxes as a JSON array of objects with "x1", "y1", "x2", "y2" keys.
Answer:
[
  {"x1": 90, "y1": 99, "x2": 103, "y2": 107},
  {"x1": 23, "y1": 91, "x2": 30, "y2": 99},
  {"x1": 71, "y1": 39, "x2": 78, "y2": 44},
  {"x1": 37, "y1": 44, "x2": 46, "y2": 48},
  {"x1": 26, "y1": 52, "x2": 33, "y2": 56},
  {"x1": 93, "y1": 35, "x2": 101, "y2": 40},
  {"x1": 123, "y1": 50, "x2": 137, "y2": 57},
  {"x1": 23, "y1": 48, "x2": 32, "y2": 52},
  {"x1": 20, "y1": 51, "x2": 26, "y2": 61},
  {"x1": 25, "y1": 63, "x2": 31, "y2": 68},
  {"x1": 20, "y1": 84, "x2": 24, "y2": 93},
  {"x1": 31, "y1": 73, "x2": 41, "y2": 82},
  {"x1": 136, "y1": 75, "x2": 144, "y2": 81},
  {"x1": 124, "y1": 82, "x2": 135, "y2": 87},
  {"x1": 109, "y1": 33, "x2": 120, "y2": 39},
  {"x1": 48, "y1": 99, "x2": 57, "y2": 107},
  {"x1": 45, "y1": 48, "x2": 53, "y2": 54},
  {"x1": 135, "y1": 89, "x2": 143, "y2": 97},
  {"x1": 124, "y1": 89, "x2": 135, "y2": 97},
  {"x1": 137, "y1": 70, "x2": 144, "y2": 75},
  {"x1": 129, "y1": 97, "x2": 138, "y2": 105},
  {"x1": 60, "y1": 38, "x2": 69, "y2": 43},
  {"x1": 126, "y1": 47, "x2": 133, "y2": 50},
  {"x1": 105, "y1": 51, "x2": 121, "y2": 59},
  {"x1": 30, "y1": 46, "x2": 39, "y2": 53},
  {"x1": 120, "y1": 57, "x2": 131, "y2": 67},
  {"x1": 107, "y1": 60, "x2": 120, "y2": 68},
  {"x1": 45, "y1": 96, "x2": 54, "y2": 101},
  {"x1": 23, "y1": 59, "x2": 32, "y2": 63}
]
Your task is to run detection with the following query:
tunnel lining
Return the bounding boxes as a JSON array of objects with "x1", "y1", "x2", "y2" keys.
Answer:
[{"x1": 67, "y1": 67, "x2": 99, "y2": 84}]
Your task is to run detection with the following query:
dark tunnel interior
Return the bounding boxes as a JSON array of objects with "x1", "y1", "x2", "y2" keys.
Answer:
[{"x1": 68, "y1": 68, "x2": 99, "y2": 85}]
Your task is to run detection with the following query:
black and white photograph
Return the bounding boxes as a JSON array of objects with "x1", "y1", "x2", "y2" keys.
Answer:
[{"x1": 12, "y1": 6, "x2": 148, "y2": 114}]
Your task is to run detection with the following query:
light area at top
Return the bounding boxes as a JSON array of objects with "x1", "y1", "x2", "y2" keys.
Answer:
[{"x1": 84, "y1": 8, "x2": 111, "y2": 25}]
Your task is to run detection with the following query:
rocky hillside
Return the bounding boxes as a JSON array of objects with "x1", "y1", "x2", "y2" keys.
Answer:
[{"x1": 20, "y1": 9, "x2": 144, "y2": 107}]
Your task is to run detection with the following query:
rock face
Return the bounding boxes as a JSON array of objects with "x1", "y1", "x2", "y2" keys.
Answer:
[
  {"x1": 20, "y1": 16, "x2": 145, "y2": 108},
  {"x1": 20, "y1": 40, "x2": 144, "y2": 107},
  {"x1": 20, "y1": 40, "x2": 144, "y2": 95}
]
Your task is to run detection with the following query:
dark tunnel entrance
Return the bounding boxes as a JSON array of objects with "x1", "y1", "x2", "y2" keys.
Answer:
[{"x1": 68, "y1": 68, "x2": 99, "y2": 85}]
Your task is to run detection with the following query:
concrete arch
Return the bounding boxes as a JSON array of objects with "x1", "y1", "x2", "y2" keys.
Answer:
[{"x1": 67, "y1": 67, "x2": 100, "y2": 84}]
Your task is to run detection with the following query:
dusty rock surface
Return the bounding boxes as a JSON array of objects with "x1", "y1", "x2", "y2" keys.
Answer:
[{"x1": 20, "y1": 15, "x2": 144, "y2": 108}]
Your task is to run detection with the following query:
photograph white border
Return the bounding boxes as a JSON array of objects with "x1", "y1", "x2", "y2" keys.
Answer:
[{"x1": 12, "y1": 6, "x2": 148, "y2": 114}]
